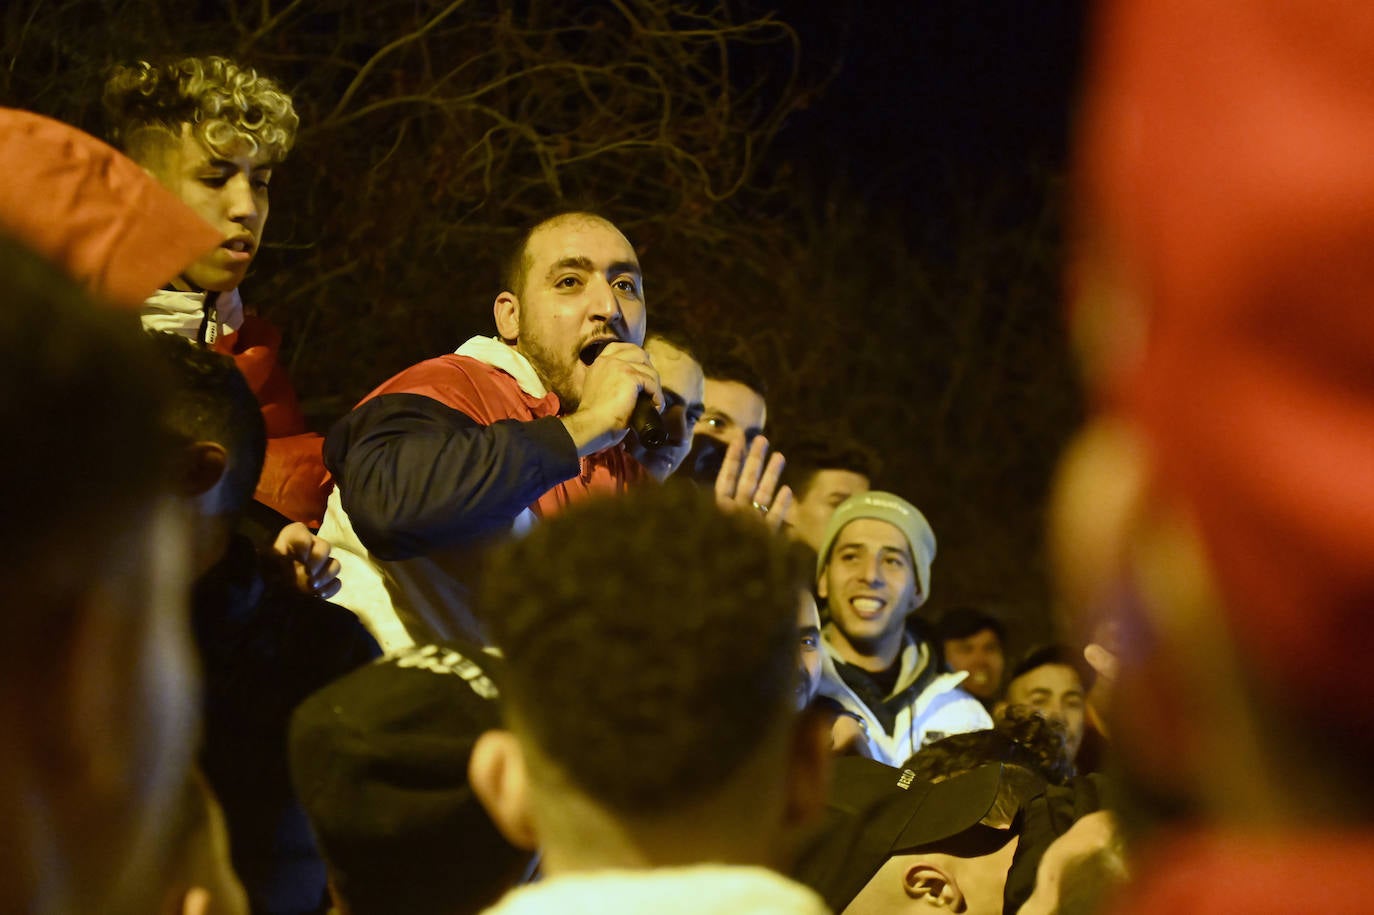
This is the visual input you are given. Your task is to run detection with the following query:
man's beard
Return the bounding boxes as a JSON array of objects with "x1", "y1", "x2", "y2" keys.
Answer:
[{"x1": 519, "y1": 334, "x2": 581, "y2": 411}]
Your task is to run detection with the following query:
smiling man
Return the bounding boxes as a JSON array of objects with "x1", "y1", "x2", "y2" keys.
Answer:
[
  {"x1": 321, "y1": 211, "x2": 658, "y2": 644},
  {"x1": 814, "y1": 492, "x2": 991, "y2": 765},
  {"x1": 103, "y1": 56, "x2": 330, "y2": 526}
]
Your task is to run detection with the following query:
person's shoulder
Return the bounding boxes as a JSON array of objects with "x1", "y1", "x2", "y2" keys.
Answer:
[{"x1": 370, "y1": 354, "x2": 521, "y2": 409}]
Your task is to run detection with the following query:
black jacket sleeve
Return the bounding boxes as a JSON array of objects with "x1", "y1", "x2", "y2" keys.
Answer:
[{"x1": 324, "y1": 392, "x2": 580, "y2": 560}]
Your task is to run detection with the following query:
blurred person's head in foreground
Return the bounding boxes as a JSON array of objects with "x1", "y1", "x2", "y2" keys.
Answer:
[
  {"x1": 290, "y1": 642, "x2": 527, "y2": 915},
  {"x1": 781, "y1": 433, "x2": 879, "y2": 553},
  {"x1": 472, "y1": 482, "x2": 831, "y2": 875},
  {"x1": 934, "y1": 607, "x2": 1007, "y2": 704},
  {"x1": 1059, "y1": 0, "x2": 1374, "y2": 865},
  {"x1": 0, "y1": 233, "x2": 199, "y2": 914},
  {"x1": 999, "y1": 645, "x2": 1092, "y2": 760},
  {"x1": 793, "y1": 759, "x2": 1027, "y2": 915},
  {"x1": 103, "y1": 55, "x2": 298, "y2": 294}
]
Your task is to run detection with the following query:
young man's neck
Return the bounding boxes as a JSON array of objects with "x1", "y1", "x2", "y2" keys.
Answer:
[{"x1": 823, "y1": 621, "x2": 905, "y2": 674}]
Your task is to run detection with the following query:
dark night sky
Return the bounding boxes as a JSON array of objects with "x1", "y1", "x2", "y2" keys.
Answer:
[{"x1": 762, "y1": 0, "x2": 1088, "y2": 224}]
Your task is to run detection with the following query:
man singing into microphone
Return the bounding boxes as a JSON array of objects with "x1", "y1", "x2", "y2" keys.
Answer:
[{"x1": 321, "y1": 212, "x2": 659, "y2": 645}]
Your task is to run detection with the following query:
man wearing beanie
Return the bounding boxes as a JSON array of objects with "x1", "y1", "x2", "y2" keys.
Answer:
[{"x1": 814, "y1": 492, "x2": 991, "y2": 765}]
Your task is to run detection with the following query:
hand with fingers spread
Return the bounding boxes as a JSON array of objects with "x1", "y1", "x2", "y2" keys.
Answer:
[
  {"x1": 713, "y1": 435, "x2": 793, "y2": 532},
  {"x1": 271, "y1": 522, "x2": 343, "y2": 600},
  {"x1": 560, "y1": 341, "x2": 663, "y2": 457}
]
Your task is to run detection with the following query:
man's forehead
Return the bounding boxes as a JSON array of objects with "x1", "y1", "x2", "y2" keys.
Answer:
[
  {"x1": 835, "y1": 517, "x2": 911, "y2": 554},
  {"x1": 647, "y1": 339, "x2": 705, "y2": 395},
  {"x1": 703, "y1": 377, "x2": 767, "y2": 427},
  {"x1": 526, "y1": 215, "x2": 638, "y2": 271}
]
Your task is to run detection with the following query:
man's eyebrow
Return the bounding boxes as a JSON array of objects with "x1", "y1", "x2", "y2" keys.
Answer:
[
  {"x1": 685, "y1": 400, "x2": 705, "y2": 417},
  {"x1": 204, "y1": 158, "x2": 274, "y2": 173},
  {"x1": 546, "y1": 256, "x2": 595, "y2": 278},
  {"x1": 662, "y1": 388, "x2": 685, "y2": 408},
  {"x1": 800, "y1": 625, "x2": 821, "y2": 639},
  {"x1": 608, "y1": 259, "x2": 641, "y2": 278}
]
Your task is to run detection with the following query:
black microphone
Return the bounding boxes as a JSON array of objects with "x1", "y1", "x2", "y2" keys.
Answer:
[
  {"x1": 581, "y1": 340, "x2": 667, "y2": 448},
  {"x1": 631, "y1": 392, "x2": 667, "y2": 447}
]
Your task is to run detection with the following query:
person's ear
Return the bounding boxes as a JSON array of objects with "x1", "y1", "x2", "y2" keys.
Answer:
[
  {"x1": 493, "y1": 292, "x2": 520, "y2": 343},
  {"x1": 816, "y1": 568, "x2": 829, "y2": 603},
  {"x1": 903, "y1": 863, "x2": 963, "y2": 909},
  {"x1": 181, "y1": 441, "x2": 228, "y2": 499},
  {"x1": 784, "y1": 705, "x2": 833, "y2": 830},
  {"x1": 469, "y1": 730, "x2": 538, "y2": 850}
]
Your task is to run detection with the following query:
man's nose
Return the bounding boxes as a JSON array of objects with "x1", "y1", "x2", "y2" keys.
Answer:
[
  {"x1": 226, "y1": 174, "x2": 260, "y2": 225},
  {"x1": 587, "y1": 275, "x2": 624, "y2": 325},
  {"x1": 862, "y1": 554, "x2": 884, "y2": 584}
]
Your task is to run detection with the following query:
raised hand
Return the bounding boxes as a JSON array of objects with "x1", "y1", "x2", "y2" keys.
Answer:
[{"x1": 714, "y1": 435, "x2": 793, "y2": 533}]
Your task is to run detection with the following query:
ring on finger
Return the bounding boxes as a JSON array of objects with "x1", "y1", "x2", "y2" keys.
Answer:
[{"x1": 751, "y1": 501, "x2": 770, "y2": 514}]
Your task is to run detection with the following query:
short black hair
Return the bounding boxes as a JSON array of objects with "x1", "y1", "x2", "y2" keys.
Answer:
[
  {"x1": 0, "y1": 232, "x2": 174, "y2": 640},
  {"x1": 1010, "y1": 644, "x2": 1094, "y2": 692},
  {"x1": 695, "y1": 340, "x2": 767, "y2": 398},
  {"x1": 479, "y1": 481, "x2": 807, "y2": 816},
  {"x1": 935, "y1": 606, "x2": 1007, "y2": 645},
  {"x1": 779, "y1": 433, "x2": 882, "y2": 499},
  {"x1": 645, "y1": 327, "x2": 700, "y2": 364},
  {"x1": 147, "y1": 331, "x2": 266, "y2": 515},
  {"x1": 499, "y1": 209, "x2": 620, "y2": 299}
]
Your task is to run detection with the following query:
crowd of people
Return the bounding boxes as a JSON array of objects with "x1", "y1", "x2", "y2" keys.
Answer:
[{"x1": 4, "y1": 0, "x2": 1374, "y2": 911}]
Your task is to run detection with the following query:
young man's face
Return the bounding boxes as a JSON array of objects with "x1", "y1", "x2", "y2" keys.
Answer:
[
  {"x1": 941, "y1": 628, "x2": 1005, "y2": 702},
  {"x1": 508, "y1": 216, "x2": 644, "y2": 410},
  {"x1": 141, "y1": 126, "x2": 274, "y2": 293},
  {"x1": 789, "y1": 469, "x2": 871, "y2": 551},
  {"x1": 1004, "y1": 663, "x2": 1086, "y2": 757},
  {"x1": 696, "y1": 378, "x2": 767, "y2": 451},
  {"x1": 796, "y1": 590, "x2": 824, "y2": 710},
  {"x1": 819, "y1": 518, "x2": 920, "y2": 662},
  {"x1": 628, "y1": 337, "x2": 704, "y2": 480}
]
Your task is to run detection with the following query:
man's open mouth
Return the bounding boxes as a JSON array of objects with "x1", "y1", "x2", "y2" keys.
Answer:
[
  {"x1": 850, "y1": 598, "x2": 885, "y2": 616},
  {"x1": 579, "y1": 338, "x2": 617, "y2": 366}
]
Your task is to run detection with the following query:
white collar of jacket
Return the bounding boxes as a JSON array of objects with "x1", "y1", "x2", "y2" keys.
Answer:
[
  {"x1": 455, "y1": 335, "x2": 548, "y2": 398},
  {"x1": 479, "y1": 865, "x2": 829, "y2": 915},
  {"x1": 816, "y1": 631, "x2": 980, "y2": 765},
  {"x1": 142, "y1": 287, "x2": 244, "y2": 343},
  {"x1": 819, "y1": 630, "x2": 958, "y2": 698}
]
